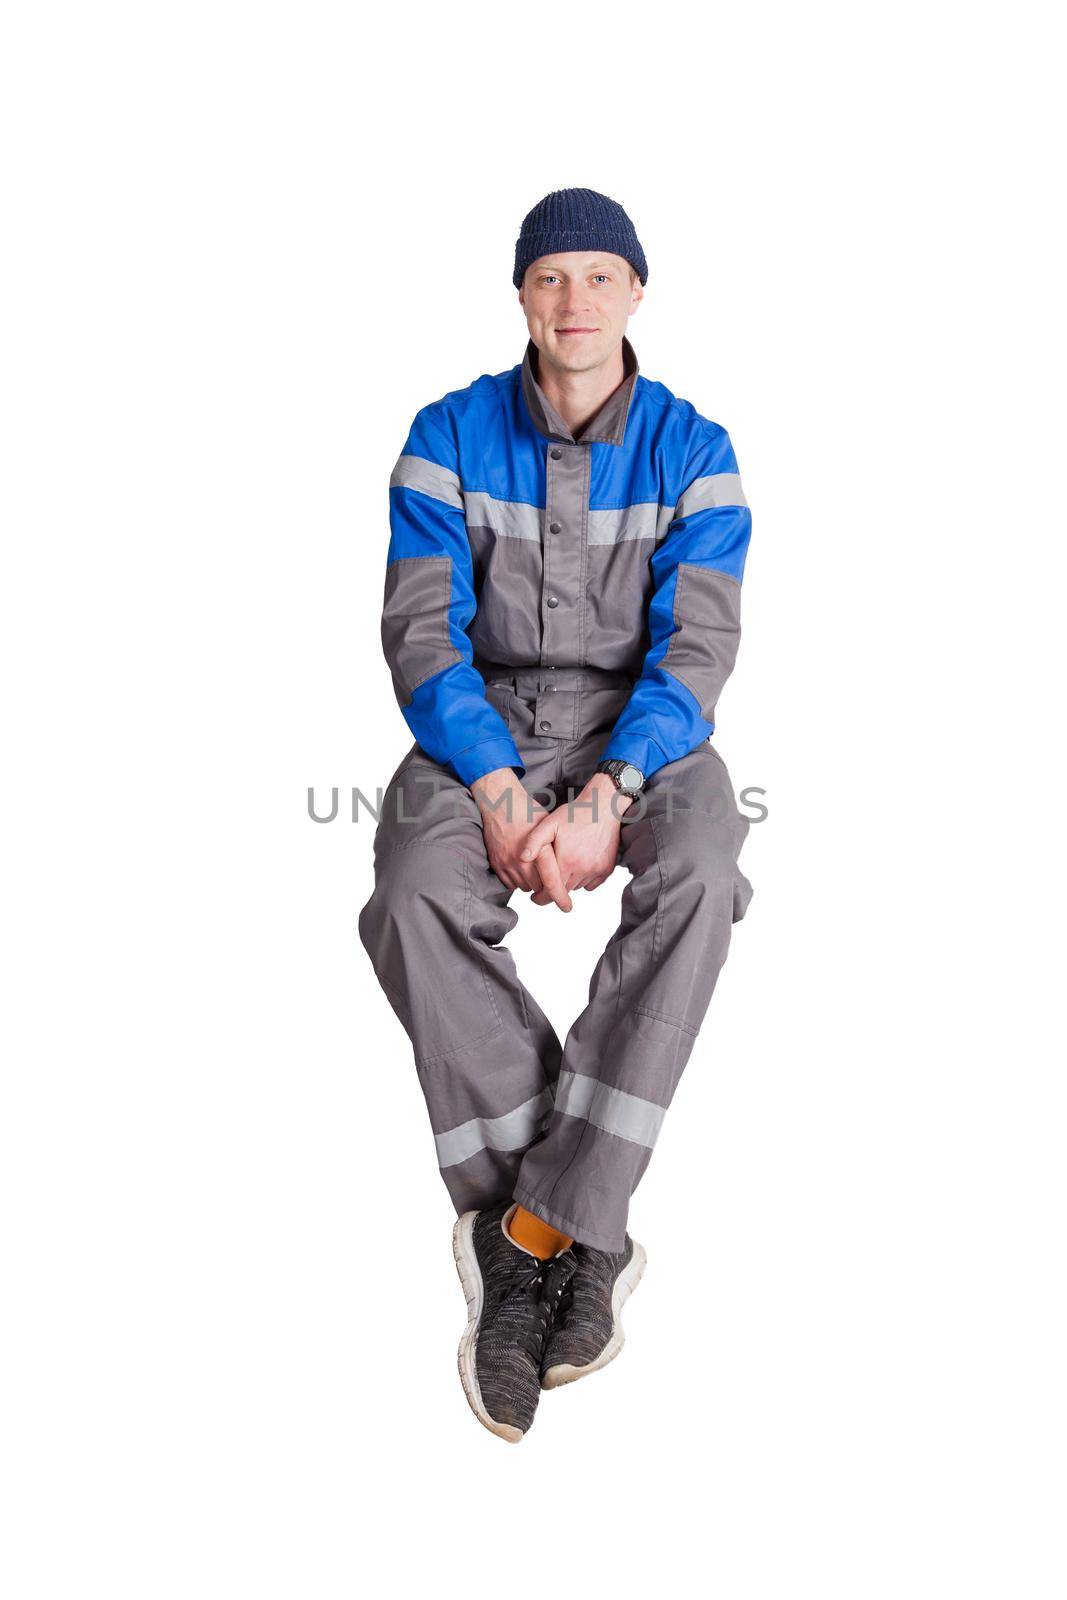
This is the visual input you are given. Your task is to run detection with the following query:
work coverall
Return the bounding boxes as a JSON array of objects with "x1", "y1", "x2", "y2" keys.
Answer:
[{"x1": 358, "y1": 336, "x2": 754, "y2": 1252}]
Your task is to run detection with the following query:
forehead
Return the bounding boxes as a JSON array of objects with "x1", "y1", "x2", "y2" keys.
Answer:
[{"x1": 526, "y1": 251, "x2": 631, "y2": 277}]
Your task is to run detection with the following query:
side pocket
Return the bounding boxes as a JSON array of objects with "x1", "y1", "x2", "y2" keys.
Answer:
[
  {"x1": 485, "y1": 682, "x2": 513, "y2": 730},
  {"x1": 732, "y1": 869, "x2": 754, "y2": 923}
]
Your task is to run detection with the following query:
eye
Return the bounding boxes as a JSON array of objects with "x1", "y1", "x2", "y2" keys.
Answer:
[{"x1": 593, "y1": 274, "x2": 609, "y2": 284}]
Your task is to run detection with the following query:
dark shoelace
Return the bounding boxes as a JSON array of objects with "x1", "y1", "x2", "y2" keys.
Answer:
[
  {"x1": 519, "y1": 1255, "x2": 576, "y2": 1363},
  {"x1": 489, "y1": 1253, "x2": 576, "y2": 1365},
  {"x1": 553, "y1": 1272, "x2": 576, "y2": 1330}
]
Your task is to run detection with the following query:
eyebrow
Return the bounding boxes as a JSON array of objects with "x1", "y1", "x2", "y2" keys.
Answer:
[{"x1": 534, "y1": 261, "x2": 618, "y2": 274}]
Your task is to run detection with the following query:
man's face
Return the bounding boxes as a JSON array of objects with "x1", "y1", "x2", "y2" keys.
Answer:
[{"x1": 518, "y1": 251, "x2": 642, "y2": 374}]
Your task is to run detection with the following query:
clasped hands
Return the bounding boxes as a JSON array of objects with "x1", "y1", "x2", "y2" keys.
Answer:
[{"x1": 471, "y1": 767, "x2": 632, "y2": 912}]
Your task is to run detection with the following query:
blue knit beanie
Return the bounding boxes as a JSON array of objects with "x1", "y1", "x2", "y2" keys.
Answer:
[{"x1": 513, "y1": 187, "x2": 648, "y2": 288}]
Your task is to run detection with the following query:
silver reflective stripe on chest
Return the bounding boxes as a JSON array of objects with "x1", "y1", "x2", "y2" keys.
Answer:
[{"x1": 460, "y1": 470, "x2": 746, "y2": 545}]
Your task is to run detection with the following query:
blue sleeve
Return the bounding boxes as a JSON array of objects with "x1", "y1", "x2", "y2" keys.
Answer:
[
  {"x1": 600, "y1": 424, "x2": 752, "y2": 778},
  {"x1": 382, "y1": 403, "x2": 526, "y2": 787}
]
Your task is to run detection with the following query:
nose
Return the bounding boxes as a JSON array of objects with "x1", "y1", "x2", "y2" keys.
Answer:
[{"x1": 559, "y1": 283, "x2": 593, "y2": 318}]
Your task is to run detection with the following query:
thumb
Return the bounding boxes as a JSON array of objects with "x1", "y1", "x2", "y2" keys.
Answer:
[{"x1": 520, "y1": 821, "x2": 553, "y2": 860}]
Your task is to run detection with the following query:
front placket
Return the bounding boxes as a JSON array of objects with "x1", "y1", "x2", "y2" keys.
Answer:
[{"x1": 537, "y1": 439, "x2": 590, "y2": 740}]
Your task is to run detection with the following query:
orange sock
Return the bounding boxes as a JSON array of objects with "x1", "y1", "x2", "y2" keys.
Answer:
[{"x1": 507, "y1": 1204, "x2": 574, "y2": 1259}]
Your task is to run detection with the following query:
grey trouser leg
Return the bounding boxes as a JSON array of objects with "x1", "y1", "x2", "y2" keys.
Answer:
[
  {"x1": 357, "y1": 690, "x2": 565, "y2": 1216},
  {"x1": 512, "y1": 739, "x2": 752, "y2": 1252},
  {"x1": 357, "y1": 671, "x2": 753, "y2": 1248}
]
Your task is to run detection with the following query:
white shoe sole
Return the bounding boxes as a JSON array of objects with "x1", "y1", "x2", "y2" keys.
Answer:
[
  {"x1": 541, "y1": 1239, "x2": 647, "y2": 1390},
  {"x1": 452, "y1": 1211, "x2": 524, "y2": 1443}
]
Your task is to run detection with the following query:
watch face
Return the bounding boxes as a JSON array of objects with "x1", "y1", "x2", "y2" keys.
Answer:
[{"x1": 619, "y1": 763, "x2": 643, "y2": 791}]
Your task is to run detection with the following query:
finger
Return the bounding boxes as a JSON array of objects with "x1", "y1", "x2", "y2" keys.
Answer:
[
  {"x1": 536, "y1": 846, "x2": 572, "y2": 912},
  {"x1": 501, "y1": 852, "x2": 543, "y2": 894},
  {"x1": 509, "y1": 853, "x2": 541, "y2": 892},
  {"x1": 520, "y1": 820, "x2": 557, "y2": 863}
]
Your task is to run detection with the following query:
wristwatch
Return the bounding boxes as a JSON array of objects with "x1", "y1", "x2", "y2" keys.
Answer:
[{"x1": 596, "y1": 758, "x2": 645, "y2": 799}]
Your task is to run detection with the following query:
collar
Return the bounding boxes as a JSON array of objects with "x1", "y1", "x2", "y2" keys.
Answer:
[{"x1": 520, "y1": 335, "x2": 639, "y2": 447}]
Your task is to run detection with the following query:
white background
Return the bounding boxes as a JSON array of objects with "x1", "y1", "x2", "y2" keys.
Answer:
[{"x1": 2, "y1": 3, "x2": 1064, "y2": 1596}]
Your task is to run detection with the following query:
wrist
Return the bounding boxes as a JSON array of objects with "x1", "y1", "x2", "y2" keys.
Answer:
[
  {"x1": 588, "y1": 772, "x2": 633, "y2": 818},
  {"x1": 594, "y1": 757, "x2": 645, "y2": 808},
  {"x1": 471, "y1": 766, "x2": 523, "y2": 809}
]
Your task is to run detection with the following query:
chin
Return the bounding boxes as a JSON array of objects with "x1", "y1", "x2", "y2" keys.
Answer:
[{"x1": 552, "y1": 340, "x2": 604, "y2": 371}]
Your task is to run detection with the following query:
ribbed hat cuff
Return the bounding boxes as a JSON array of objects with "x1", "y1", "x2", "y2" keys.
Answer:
[{"x1": 514, "y1": 232, "x2": 645, "y2": 286}]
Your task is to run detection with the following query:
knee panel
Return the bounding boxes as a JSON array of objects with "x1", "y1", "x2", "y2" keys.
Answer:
[{"x1": 358, "y1": 844, "x2": 504, "y2": 1064}]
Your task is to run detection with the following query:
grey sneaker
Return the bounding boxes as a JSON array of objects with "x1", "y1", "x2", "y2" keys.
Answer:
[
  {"x1": 540, "y1": 1235, "x2": 647, "y2": 1389},
  {"x1": 452, "y1": 1201, "x2": 577, "y2": 1442}
]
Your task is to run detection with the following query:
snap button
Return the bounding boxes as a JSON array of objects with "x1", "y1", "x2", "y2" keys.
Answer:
[
  {"x1": 550, "y1": 447, "x2": 563, "y2": 460},
  {"x1": 549, "y1": 522, "x2": 561, "y2": 534},
  {"x1": 539, "y1": 720, "x2": 552, "y2": 731},
  {"x1": 546, "y1": 596, "x2": 559, "y2": 608}
]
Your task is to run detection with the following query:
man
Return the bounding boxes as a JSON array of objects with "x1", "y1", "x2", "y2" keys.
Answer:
[{"x1": 358, "y1": 187, "x2": 754, "y2": 1442}]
